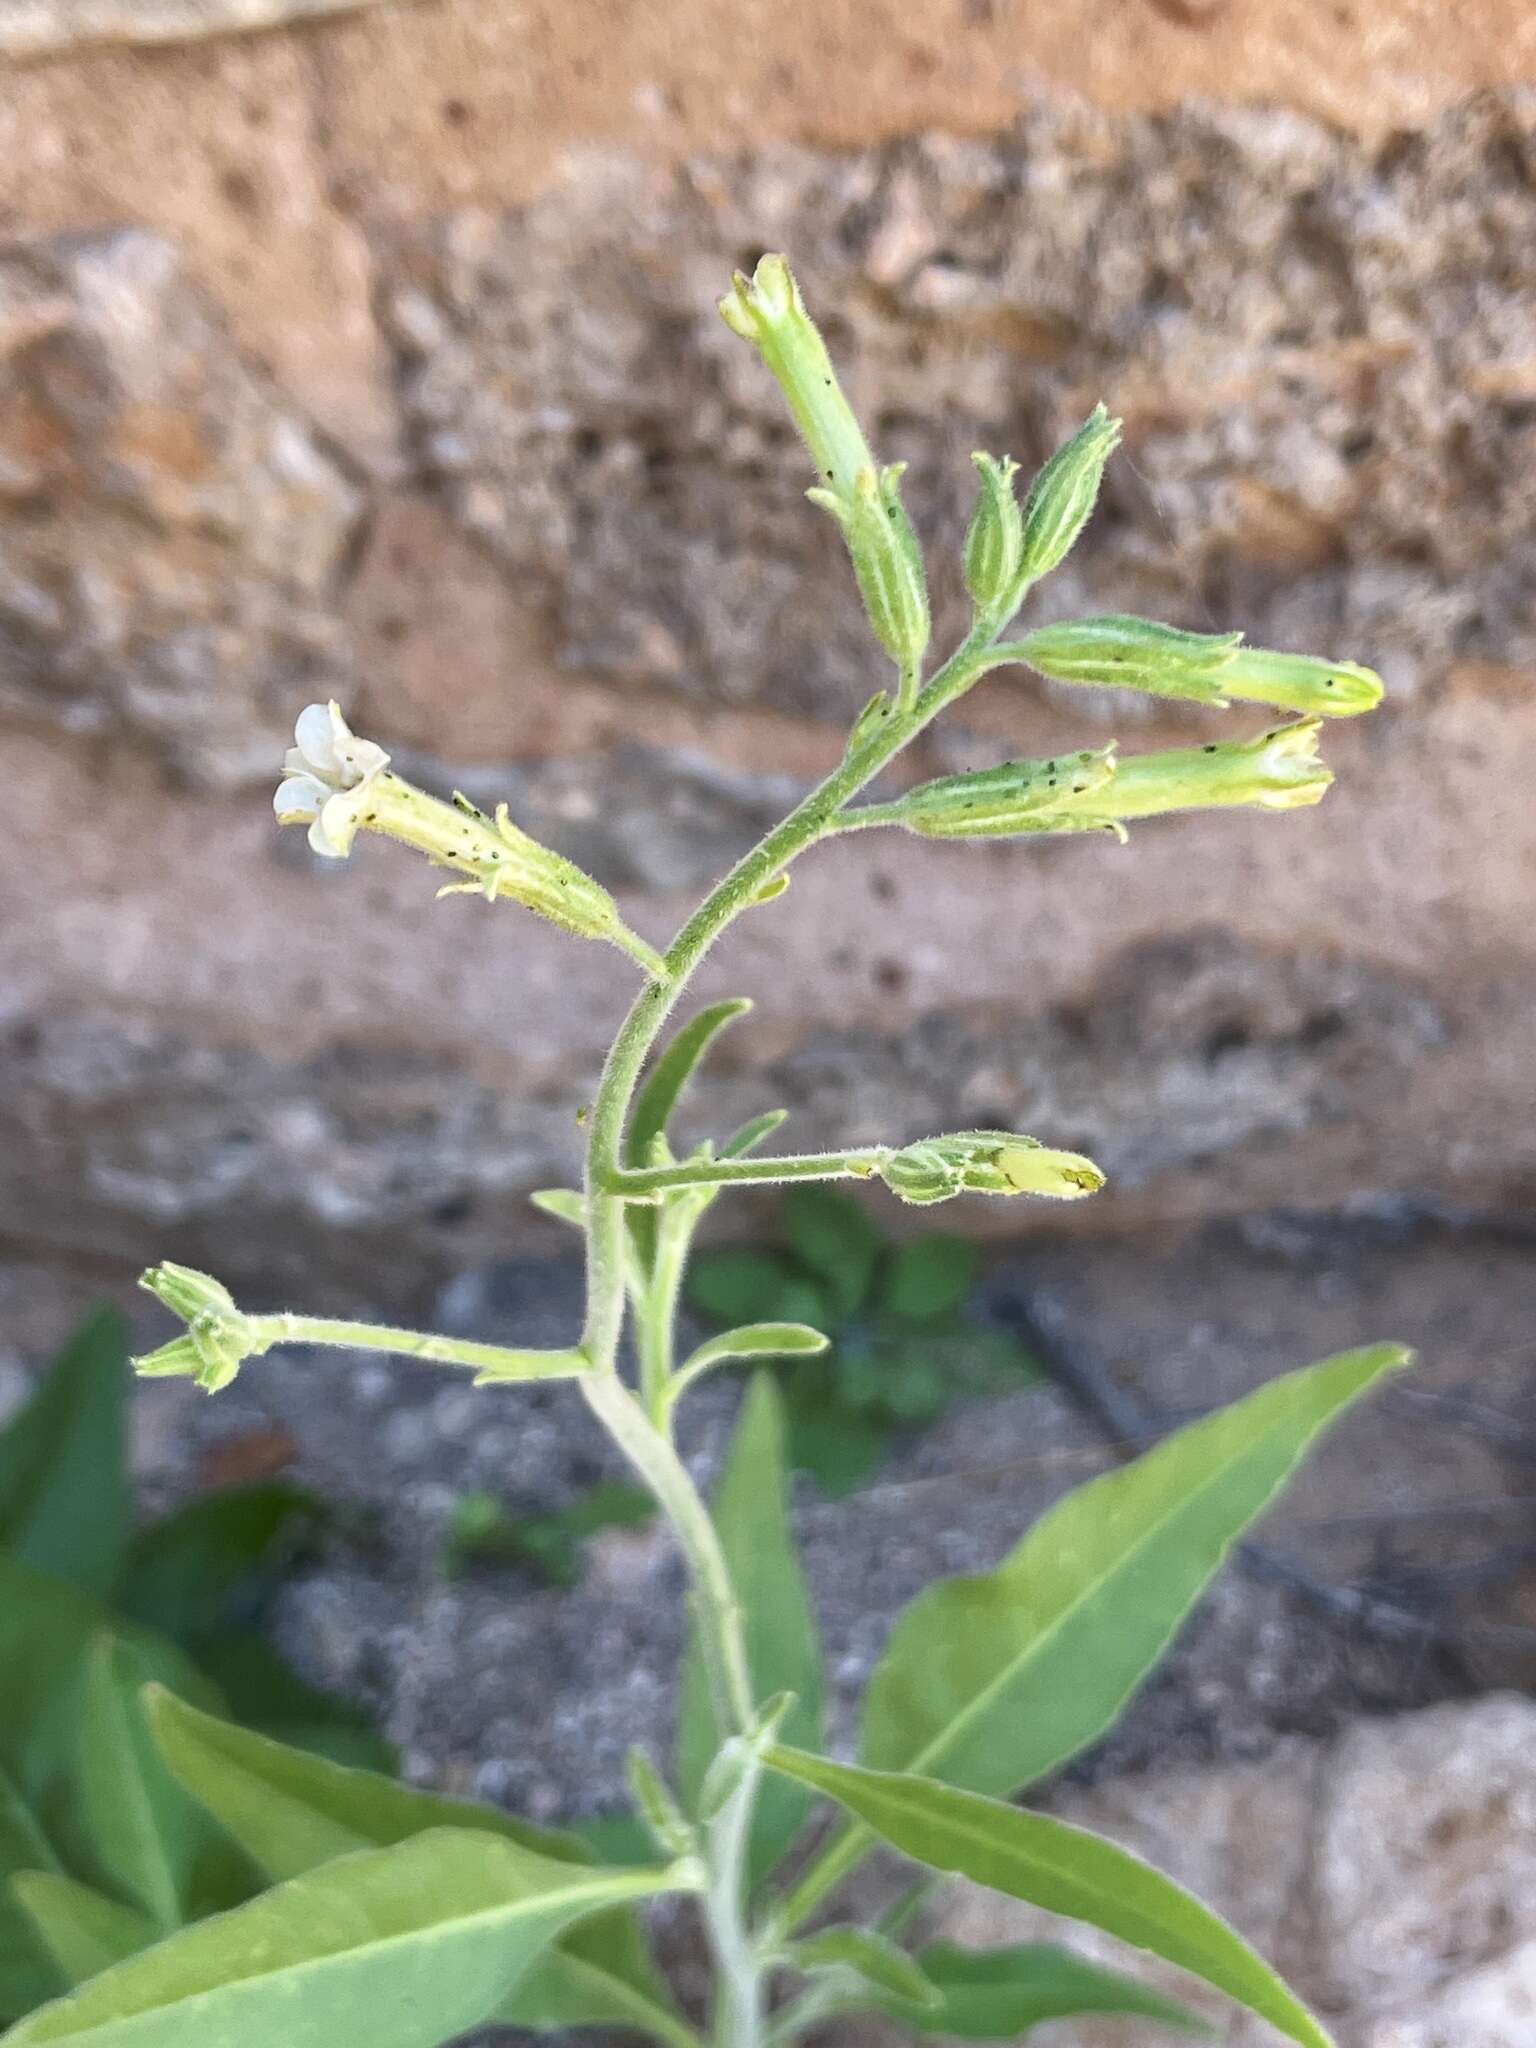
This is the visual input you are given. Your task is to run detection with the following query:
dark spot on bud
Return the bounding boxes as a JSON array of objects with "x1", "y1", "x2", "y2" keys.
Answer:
[{"x1": 1204, "y1": 744, "x2": 1218, "y2": 753}]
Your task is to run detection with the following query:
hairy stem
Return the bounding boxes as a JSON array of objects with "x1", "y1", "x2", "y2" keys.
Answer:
[
  {"x1": 574, "y1": 619, "x2": 1004, "y2": 2040},
  {"x1": 249, "y1": 1315, "x2": 585, "y2": 1381},
  {"x1": 703, "y1": 1755, "x2": 766, "y2": 2048},
  {"x1": 605, "y1": 1148, "x2": 890, "y2": 1199}
]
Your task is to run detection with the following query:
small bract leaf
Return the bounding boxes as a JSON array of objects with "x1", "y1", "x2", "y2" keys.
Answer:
[{"x1": 787, "y1": 1924, "x2": 939, "y2": 2011}]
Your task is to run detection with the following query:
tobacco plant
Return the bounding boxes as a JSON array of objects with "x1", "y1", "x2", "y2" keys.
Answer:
[{"x1": 13, "y1": 257, "x2": 1408, "y2": 2048}]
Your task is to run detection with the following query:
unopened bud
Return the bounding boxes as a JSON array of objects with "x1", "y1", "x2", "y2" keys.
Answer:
[
  {"x1": 881, "y1": 744, "x2": 1117, "y2": 838},
  {"x1": 1217, "y1": 647, "x2": 1385, "y2": 719},
  {"x1": 135, "y1": 1263, "x2": 261, "y2": 1393},
  {"x1": 719, "y1": 255, "x2": 874, "y2": 504},
  {"x1": 963, "y1": 453, "x2": 1024, "y2": 614},
  {"x1": 809, "y1": 463, "x2": 931, "y2": 672},
  {"x1": 1016, "y1": 615, "x2": 1242, "y2": 706},
  {"x1": 1018, "y1": 405, "x2": 1122, "y2": 587},
  {"x1": 879, "y1": 1131, "x2": 1105, "y2": 1205}
]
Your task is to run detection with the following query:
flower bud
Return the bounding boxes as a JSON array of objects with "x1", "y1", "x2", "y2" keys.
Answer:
[
  {"x1": 1083, "y1": 718, "x2": 1332, "y2": 824},
  {"x1": 1018, "y1": 404, "x2": 1122, "y2": 586},
  {"x1": 1017, "y1": 615, "x2": 1242, "y2": 705},
  {"x1": 880, "y1": 744, "x2": 1117, "y2": 838},
  {"x1": 135, "y1": 1263, "x2": 260, "y2": 1393},
  {"x1": 809, "y1": 463, "x2": 931, "y2": 673},
  {"x1": 879, "y1": 1131, "x2": 1105, "y2": 1205},
  {"x1": 963, "y1": 453, "x2": 1024, "y2": 613},
  {"x1": 139, "y1": 1261, "x2": 237, "y2": 1323},
  {"x1": 1215, "y1": 647, "x2": 1385, "y2": 719},
  {"x1": 719, "y1": 254, "x2": 874, "y2": 504}
]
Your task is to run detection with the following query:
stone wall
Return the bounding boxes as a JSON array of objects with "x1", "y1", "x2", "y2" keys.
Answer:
[{"x1": 4, "y1": 0, "x2": 1536, "y2": 1304}]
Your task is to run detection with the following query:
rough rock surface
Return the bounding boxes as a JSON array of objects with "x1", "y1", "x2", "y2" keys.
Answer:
[
  {"x1": 0, "y1": 228, "x2": 364, "y2": 782},
  {"x1": 378, "y1": 98, "x2": 1536, "y2": 722},
  {"x1": 938, "y1": 1695, "x2": 1536, "y2": 2047},
  {"x1": 0, "y1": 0, "x2": 394, "y2": 62}
]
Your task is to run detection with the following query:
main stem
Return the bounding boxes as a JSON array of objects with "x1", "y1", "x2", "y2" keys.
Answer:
[{"x1": 575, "y1": 625, "x2": 1003, "y2": 2046}]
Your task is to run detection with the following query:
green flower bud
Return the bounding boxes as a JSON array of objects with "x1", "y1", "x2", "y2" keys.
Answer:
[
  {"x1": 139, "y1": 1260, "x2": 237, "y2": 1323},
  {"x1": 880, "y1": 744, "x2": 1117, "y2": 838},
  {"x1": 809, "y1": 462, "x2": 931, "y2": 673},
  {"x1": 719, "y1": 254, "x2": 874, "y2": 504},
  {"x1": 1019, "y1": 404, "x2": 1123, "y2": 586},
  {"x1": 1216, "y1": 647, "x2": 1385, "y2": 719},
  {"x1": 135, "y1": 1263, "x2": 260, "y2": 1393},
  {"x1": 879, "y1": 1131, "x2": 1105, "y2": 1205},
  {"x1": 1017, "y1": 615, "x2": 1242, "y2": 705},
  {"x1": 963, "y1": 453, "x2": 1024, "y2": 613}
]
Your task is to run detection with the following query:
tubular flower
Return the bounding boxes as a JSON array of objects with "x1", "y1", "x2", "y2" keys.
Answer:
[{"x1": 273, "y1": 704, "x2": 670, "y2": 977}]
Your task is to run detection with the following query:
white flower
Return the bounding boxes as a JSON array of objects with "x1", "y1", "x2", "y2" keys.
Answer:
[{"x1": 273, "y1": 701, "x2": 390, "y2": 858}]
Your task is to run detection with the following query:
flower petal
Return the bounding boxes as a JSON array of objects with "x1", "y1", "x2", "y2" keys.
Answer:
[
  {"x1": 310, "y1": 790, "x2": 363, "y2": 858},
  {"x1": 273, "y1": 773, "x2": 325, "y2": 823},
  {"x1": 293, "y1": 702, "x2": 345, "y2": 780}
]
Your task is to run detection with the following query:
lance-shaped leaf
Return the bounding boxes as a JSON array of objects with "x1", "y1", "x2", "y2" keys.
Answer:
[
  {"x1": 1, "y1": 1768, "x2": 65, "y2": 2023},
  {"x1": 897, "y1": 1940, "x2": 1205, "y2": 2036},
  {"x1": 677, "y1": 1377, "x2": 824, "y2": 1891},
  {"x1": 764, "y1": 1750, "x2": 1331, "y2": 2048},
  {"x1": 145, "y1": 1690, "x2": 684, "y2": 2041},
  {"x1": 10, "y1": 1875, "x2": 157, "y2": 1990},
  {"x1": 672, "y1": 1324, "x2": 829, "y2": 1402},
  {"x1": 2, "y1": 1828, "x2": 688, "y2": 2048},
  {"x1": 861, "y1": 1346, "x2": 1410, "y2": 1795},
  {"x1": 785, "y1": 1925, "x2": 938, "y2": 2012},
  {"x1": 0, "y1": 1312, "x2": 128, "y2": 1600},
  {"x1": 629, "y1": 1001, "x2": 754, "y2": 1172},
  {"x1": 76, "y1": 1638, "x2": 209, "y2": 1931}
]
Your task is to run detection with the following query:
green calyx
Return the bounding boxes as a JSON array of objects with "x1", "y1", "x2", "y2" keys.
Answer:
[
  {"x1": 1016, "y1": 614, "x2": 1242, "y2": 704},
  {"x1": 862, "y1": 720, "x2": 1332, "y2": 843},
  {"x1": 134, "y1": 1263, "x2": 262, "y2": 1392},
  {"x1": 1018, "y1": 403, "x2": 1123, "y2": 587},
  {"x1": 808, "y1": 463, "x2": 931, "y2": 675},
  {"x1": 879, "y1": 1132, "x2": 1106, "y2": 1206}
]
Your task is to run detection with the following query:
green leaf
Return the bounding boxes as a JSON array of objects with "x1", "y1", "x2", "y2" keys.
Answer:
[
  {"x1": 0, "y1": 1313, "x2": 129, "y2": 1600},
  {"x1": 721, "y1": 1110, "x2": 789, "y2": 1158},
  {"x1": 686, "y1": 1251, "x2": 808, "y2": 1326},
  {"x1": 529, "y1": 1188, "x2": 585, "y2": 1229},
  {"x1": 677, "y1": 1377, "x2": 824, "y2": 1891},
  {"x1": 10, "y1": 1876, "x2": 157, "y2": 1989},
  {"x1": 861, "y1": 1345, "x2": 1411, "y2": 1794},
  {"x1": 764, "y1": 1750, "x2": 1331, "y2": 2048},
  {"x1": 76, "y1": 1638, "x2": 208, "y2": 1931},
  {"x1": 1, "y1": 1827, "x2": 687, "y2": 2048},
  {"x1": 0, "y1": 1770, "x2": 64, "y2": 2024},
  {"x1": 0, "y1": 1557, "x2": 118, "y2": 1807},
  {"x1": 675, "y1": 1323, "x2": 829, "y2": 1391},
  {"x1": 117, "y1": 1486, "x2": 317, "y2": 1652},
  {"x1": 190, "y1": 1637, "x2": 391, "y2": 1771},
  {"x1": 147, "y1": 1688, "x2": 582, "y2": 1877},
  {"x1": 904, "y1": 1940, "x2": 1206, "y2": 2036},
  {"x1": 781, "y1": 1389, "x2": 888, "y2": 1498},
  {"x1": 628, "y1": 999, "x2": 752, "y2": 1170},
  {"x1": 146, "y1": 1690, "x2": 683, "y2": 2037},
  {"x1": 498, "y1": 1908, "x2": 694, "y2": 2043},
  {"x1": 786, "y1": 1925, "x2": 938, "y2": 2011},
  {"x1": 880, "y1": 1238, "x2": 977, "y2": 1322},
  {"x1": 783, "y1": 1187, "x2": 881, "y2": 1318}
]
